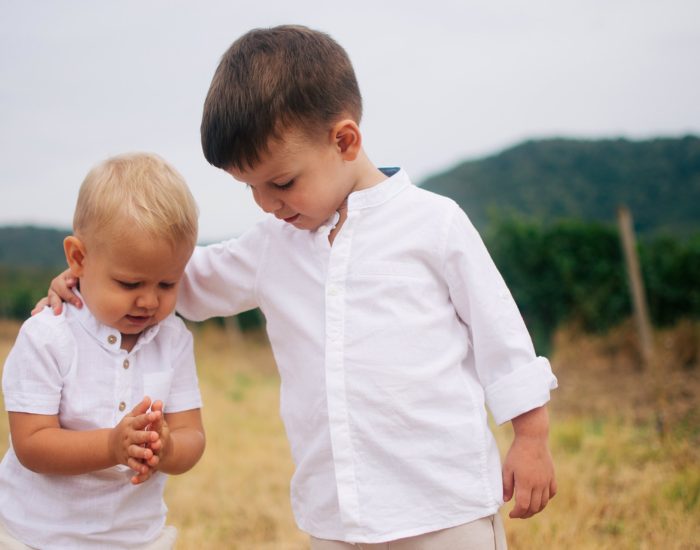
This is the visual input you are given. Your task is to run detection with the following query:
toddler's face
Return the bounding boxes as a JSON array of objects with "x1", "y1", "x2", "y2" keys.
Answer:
[
  {"x1": 74, "y1": 232, "x2": 192, "y2": 349},
  {"x1": 226, "y1": 128, "x2": 355, "y2": 231}
]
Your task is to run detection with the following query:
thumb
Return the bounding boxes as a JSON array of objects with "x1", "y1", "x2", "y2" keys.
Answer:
[
  {"x1": 130, "y1": 396, "x2": 152, "y2": 417},
  {"x1": 502, "y1": 466, "x2": 515, "y2": 503}
]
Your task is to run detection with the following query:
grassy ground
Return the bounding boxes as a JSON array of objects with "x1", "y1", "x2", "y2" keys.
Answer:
[{"x1": 0, "y1": 319, "x2": 698, "y2": 549}]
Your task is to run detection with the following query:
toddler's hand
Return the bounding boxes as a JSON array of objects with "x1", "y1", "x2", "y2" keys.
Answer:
[{"x1": 107, "y1": 397, "x2": 160, "y2": 483}]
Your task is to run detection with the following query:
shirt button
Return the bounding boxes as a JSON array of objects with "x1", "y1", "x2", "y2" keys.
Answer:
[
  {"x1": 118, "y1": 401, "x2": 126, "y2": 412},
  {"x1": 107, "y1": 335, "x2": 117, "y2": 345},
  {"x1": 328, "y1": 286, "x2": 339, "y2": 296},
  {"x1": 123, "y1": 359, "x2": 130, "y2": 369}
]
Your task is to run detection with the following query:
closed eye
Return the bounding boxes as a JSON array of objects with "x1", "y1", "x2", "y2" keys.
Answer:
[
  {"x1": 117, "y1": 280, "x2": 139, "y2": 289},
  {"x1": 159, "y1": 282, "x2": 176, "y2": 290},
  {"x1": 273, "y1": 179, "x2": 294, "y2": 190}
]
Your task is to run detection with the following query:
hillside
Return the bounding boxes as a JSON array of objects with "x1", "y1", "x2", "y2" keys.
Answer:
[
  {"x1": 0, "y1": 225, "x2": 69, "y2": 269},
  {"x1": 421, "y1": 135, "x2": 700, "y2": 237}
]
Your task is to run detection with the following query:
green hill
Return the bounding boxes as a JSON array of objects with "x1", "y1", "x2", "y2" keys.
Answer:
[
  {"x1": 421, "y1": 135, "x2": 700, "y2": 237},
  {"x1": 0, "y1": 225, "x2": 70, "y2": 269}
]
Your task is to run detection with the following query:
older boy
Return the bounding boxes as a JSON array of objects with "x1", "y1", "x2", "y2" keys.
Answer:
[
  {"x1": 43, "y1": 26, "x2": 556, "y2": 548},
  {"x1": 3, "y1": 153, "x2": 205, "y2": 549}
]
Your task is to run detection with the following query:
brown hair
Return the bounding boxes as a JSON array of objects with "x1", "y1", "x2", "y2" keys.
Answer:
[
  {"x1": 201, "y1": 25, "x2": 362, "y2": 170},
  {"x1": 74, "y1": 152, "x2": 199, "y2": 250}
]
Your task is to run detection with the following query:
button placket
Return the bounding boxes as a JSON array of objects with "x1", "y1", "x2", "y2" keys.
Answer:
[
  {"x1": 323, "y1": 211, "x2": 362, "y2": 529},
  {"x1": 116, "y1": 354, "x2": 133, "y2": 416}
]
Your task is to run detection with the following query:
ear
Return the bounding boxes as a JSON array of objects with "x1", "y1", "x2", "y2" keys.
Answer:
[
  {"x1": 330, "y1": 119, "x2": 362, "y2": 161},
  {"x1": 64, "y1": 236, "x2": 87, "y2": 277}
]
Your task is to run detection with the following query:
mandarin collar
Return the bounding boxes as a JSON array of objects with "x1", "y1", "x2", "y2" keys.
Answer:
[
  {"x1": 316, "y1": 167, "x2": 409, "y2": 236},
  {"x1": 70, "y1": 289, "x2": 160, "y2": 353},
  {"x1": 347, "y1": 167, "x2": 407, "y2": 210}
]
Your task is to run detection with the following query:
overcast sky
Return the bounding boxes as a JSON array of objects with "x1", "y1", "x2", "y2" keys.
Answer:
[{"x1": 2, "y1": 0, "x2": 699, "y2": 241}]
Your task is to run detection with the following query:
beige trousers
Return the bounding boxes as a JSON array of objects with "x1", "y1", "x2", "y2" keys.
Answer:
[
  {"x1": 0, "y1": 522, "x2": 178, "y2": 549},
  {"x1": 310, "y1": 514, "x2": 507, "y2": 550}
]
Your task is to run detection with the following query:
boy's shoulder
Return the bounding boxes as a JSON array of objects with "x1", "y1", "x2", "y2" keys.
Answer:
[{"x1": 406, "y1": 183, "x2": 460, "y2": 210}]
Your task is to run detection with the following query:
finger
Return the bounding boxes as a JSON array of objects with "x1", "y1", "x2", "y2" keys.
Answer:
[
  {"x1": 31, "y1": 298, "x2": 50, "y2": 316},
  {"x1": 502, "y1": 469, "x2": 515, "y2": 503},
  {"x1": 510, "y1": 488, "x2": 532, "y2": 519},
  {"x1": 550, "y1": 477, "x2": 558, "y2": 499},
  {"x1": 149, "y1": 402, "x2": 164, "y2": 427},
  {"x1": 131, "y1": 470, "x2": 153, "y2": 485},
  {"x1": 526, "y1": 489, "x2": 543, "y2": 518},
  {"x1": 128, "y1": 430, "x2": 159, "y2": 448},
  {"x1": 129, "y1": 397, "x2": 153, "y2": 418},
  {"x1": 47, "y1": 292, "x2": 64, "y2": 316},
  {"x1": 127, "y1": 457, "x2": 149, "y2": 473},
  {"x1": 128, "y1": 443, "x2": 154, "y2": 461},
  {"x1": 130, "y1": 411, "x2": 160, "y2": 433},
  {"x1": 145, "y1": 454, "x2": 160, "y2": 468}
]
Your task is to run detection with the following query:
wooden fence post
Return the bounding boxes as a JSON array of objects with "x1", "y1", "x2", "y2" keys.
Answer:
[{"x1": 617, "y1": 205, "x2": 654, "y2": 370}]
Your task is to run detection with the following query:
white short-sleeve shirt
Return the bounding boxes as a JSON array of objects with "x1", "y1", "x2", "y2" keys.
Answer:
[
  {"x1": 178, "y1": 168, "x2": 557, "y2": 543},
  {"x1": 0, "y1": 301, "x2": 202, "y2": 549}
]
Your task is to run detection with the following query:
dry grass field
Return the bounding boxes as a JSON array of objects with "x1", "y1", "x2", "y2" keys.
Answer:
[{"x1": 0, "y1": 318, "x2": 698, "y2": 549}]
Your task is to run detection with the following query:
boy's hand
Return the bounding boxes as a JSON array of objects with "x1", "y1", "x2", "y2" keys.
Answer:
[
  {"x1": 131, "y1": 399, "x2": 170, "y2": 484},
  {"x1": 502, "y1": 406, "x2": 557, "y2": 519},
  {"x1": 31, "y1": 269, "x2": 82, "y2": 316},
  {"x1": 147, "y1": 400, "x2": 170, "y2": 459},
  {"x1": 107, "y1": 397, "x2": 161, "y2": 483}
]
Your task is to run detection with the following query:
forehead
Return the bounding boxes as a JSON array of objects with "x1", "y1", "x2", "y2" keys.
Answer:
[{"x1": 227, "y1": 127, "x2": 323, "y2": 184}]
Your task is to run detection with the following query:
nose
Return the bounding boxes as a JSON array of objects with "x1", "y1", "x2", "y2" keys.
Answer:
[
  {"x1": 253, "y1": 188, "x2": 282, "y2": 214},
  {"x1": 136, "y1": 290, "x2": 158, "y2": 311}
]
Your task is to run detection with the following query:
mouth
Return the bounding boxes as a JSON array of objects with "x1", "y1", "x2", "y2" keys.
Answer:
[
  {"x1": 283, "y1": 214, "x2": 300, "y2": 224},
  {"x1": 125, "y1": 315, "x2": 152, "y2": 326}
]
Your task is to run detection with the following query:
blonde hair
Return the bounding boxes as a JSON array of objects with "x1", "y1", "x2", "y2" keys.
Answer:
[{"x1": 73, "y1": 152, "x2": 198, "y2": 249}]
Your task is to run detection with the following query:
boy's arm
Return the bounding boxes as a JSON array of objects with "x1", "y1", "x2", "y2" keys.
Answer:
[
  {"x1": 502, "y1": 405, "x2": 557, "y2": 518},
  {"x1": 176, "y1": 228, "x2": 266, "y2": 321},
  {"x1": 9, "y1": 398, "x2": 159, "y2": 476},
  {"x1": 441, "y1": 205, "x2": 558, "y2": 517}
]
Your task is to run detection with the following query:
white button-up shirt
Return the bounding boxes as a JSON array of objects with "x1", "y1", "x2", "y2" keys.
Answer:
[
  {"x1": 0, "y1": 301, "x2": 202, "y2": 549},
  {"x1": 179, "y1": 169, "x2": 557, "y2": 543}
]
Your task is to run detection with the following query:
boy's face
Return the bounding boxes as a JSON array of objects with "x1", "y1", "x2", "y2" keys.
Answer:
[
  {"x1": 65, "y1": 230, "x2": 192, "y2": 348},
  {"x1": 226, "y1": 127, "x2": 357, "y2": 231}
]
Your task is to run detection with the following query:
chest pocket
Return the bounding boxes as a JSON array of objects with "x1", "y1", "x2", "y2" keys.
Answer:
[{"x1": 143, "y1": 371, "x2": 173, "y2": 408}]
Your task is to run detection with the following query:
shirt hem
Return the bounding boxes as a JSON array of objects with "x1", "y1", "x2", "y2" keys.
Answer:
[{"x1": 299, "y1": 506, "x2": 501, "y2": 544}]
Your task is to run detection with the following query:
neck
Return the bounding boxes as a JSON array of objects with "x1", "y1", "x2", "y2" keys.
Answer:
[
  {"x1": 329, "y1": 152, "x2": 390, "y2": 246},
  {"x1": 349, "y1": 150, "x2": 388, "y2": 193}
]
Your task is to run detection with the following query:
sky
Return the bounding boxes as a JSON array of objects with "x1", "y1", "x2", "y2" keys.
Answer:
[{"x1": 1, "y1": 0, "x2": 699, "y2": 242}]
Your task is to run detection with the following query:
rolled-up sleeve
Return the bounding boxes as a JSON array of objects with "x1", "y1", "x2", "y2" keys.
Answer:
[{"x1": 442, "y1": 205, "x2": 557, "y2": 425}]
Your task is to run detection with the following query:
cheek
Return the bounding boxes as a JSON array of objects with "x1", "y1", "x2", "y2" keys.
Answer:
[{"x1": 159, "y1": 293, "x2": 178, "y2": 315}]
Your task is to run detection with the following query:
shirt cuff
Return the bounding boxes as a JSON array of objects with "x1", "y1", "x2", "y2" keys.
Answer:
[{"x1": 485, "y1": 357, "x2": 558, "y2": 425}]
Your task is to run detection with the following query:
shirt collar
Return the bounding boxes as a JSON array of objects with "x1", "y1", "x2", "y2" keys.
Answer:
[
  {"x1": 315, "y1": 167, "x2": 409, "y2": 236},
  {"x1": 70, "y1": 289, "x2": 160, "y2": 353},
  {"x1": 346, "y1": 167, "x2": 408, "y2": 211}
]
